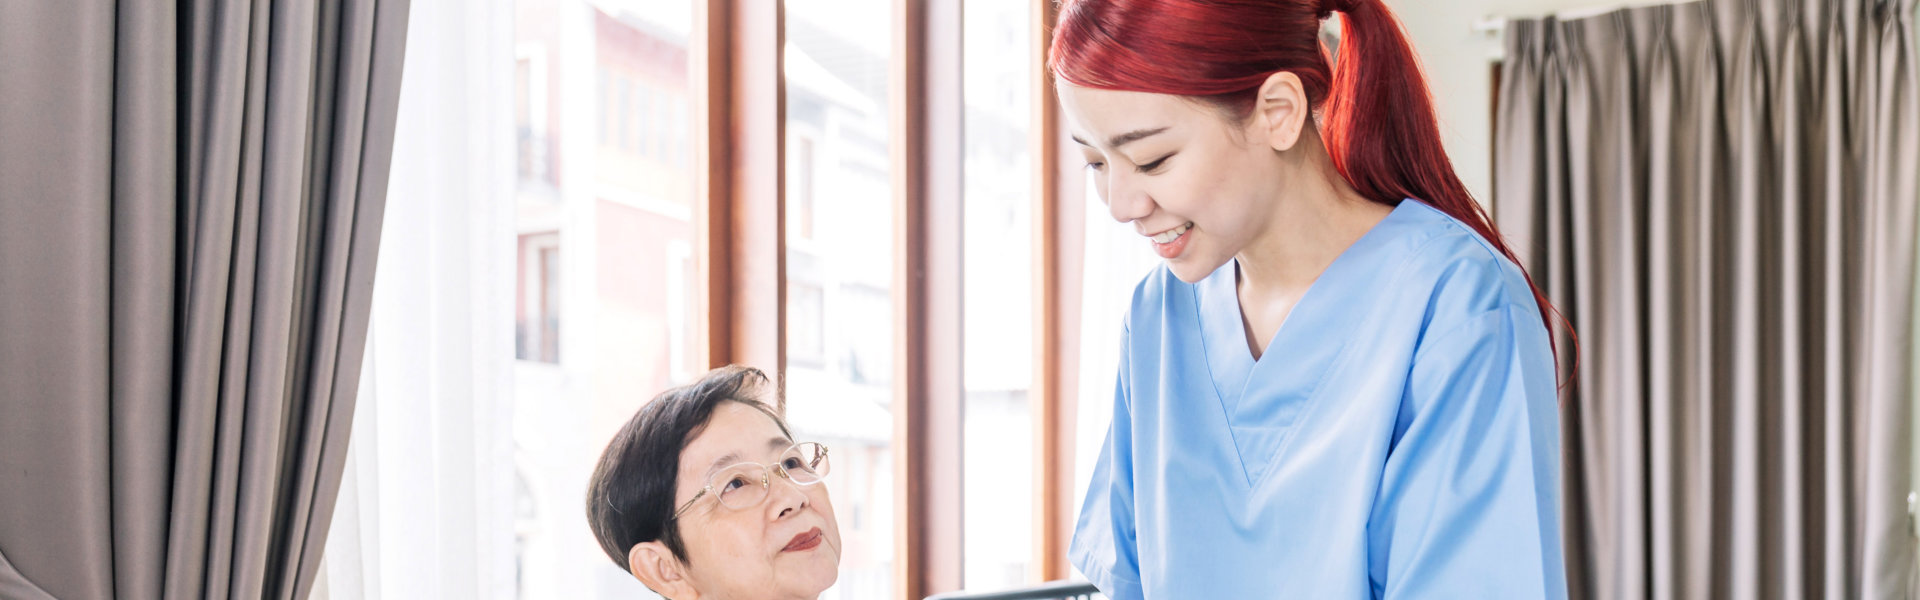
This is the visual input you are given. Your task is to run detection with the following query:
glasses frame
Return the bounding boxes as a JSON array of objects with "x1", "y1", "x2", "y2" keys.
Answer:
[{"x1": 671, "y1": 441, "x2": 830, "y2": 520}]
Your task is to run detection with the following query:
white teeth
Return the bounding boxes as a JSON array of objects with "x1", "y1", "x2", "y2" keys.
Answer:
[{"x1": 1151, "y1": 222, "x2": 1193, "y2": 244}]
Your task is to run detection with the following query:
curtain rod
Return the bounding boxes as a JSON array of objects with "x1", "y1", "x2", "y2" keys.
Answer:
[{"x1": 1472, "y1": 0, "x2": 1700, "y2": 36}]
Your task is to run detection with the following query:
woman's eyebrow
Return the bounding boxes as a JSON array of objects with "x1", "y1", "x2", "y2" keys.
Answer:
[
  {"x1": 1072, "y1": 126, "x2": 1170, "y2": 150},
  {"x1": 1067, "y1": 125, "x2": 1167, "y2": 150},
  {"x1": 700, "y1": 437, "x2": 795, "y2": 479},
  {"x1": 704, "y1": 453, "x2": 741, "y2": 480}
]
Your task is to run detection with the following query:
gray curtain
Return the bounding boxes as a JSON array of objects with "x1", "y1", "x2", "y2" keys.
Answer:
[
  {"x1": 1495, "y1": 0, "x2": 1919, "y2": 598},
  {"x1": 0, "y1": 1, "x2": 409, "y2": 599}
]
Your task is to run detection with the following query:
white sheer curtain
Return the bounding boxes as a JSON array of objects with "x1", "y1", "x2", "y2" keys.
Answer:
[
  {"x1": 315, "y1": 0, "x2": 519, "y2": 597},
  {"x1": 1069, "y1": 175, "x2": 1162, "y2": 569}
]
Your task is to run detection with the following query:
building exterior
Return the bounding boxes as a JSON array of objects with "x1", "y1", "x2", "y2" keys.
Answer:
[{"x1": 507, "y1": 2, "x2": 902, "y2": 597}]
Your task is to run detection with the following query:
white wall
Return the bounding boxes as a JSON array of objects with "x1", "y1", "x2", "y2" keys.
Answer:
[{"x1": 1383, "y1": 0, "x2": 1638, "y2": 210}]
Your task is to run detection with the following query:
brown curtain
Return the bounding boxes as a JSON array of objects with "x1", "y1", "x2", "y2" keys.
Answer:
[
  {"x1": 0, "y1": 1, "x2": 409, "y2": 599},
  {"x1": 1495, "y1": 0, "x2": 1919, "y2": 598}
]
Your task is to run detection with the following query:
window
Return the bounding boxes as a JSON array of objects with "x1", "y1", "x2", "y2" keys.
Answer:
[
  {"x1": 518, "y1": 4, "x2": 698, "y2": 598},
  {"x1": 784, "y1": 0, "x2": 895, "y2": 597},
  {"x1": 516, "y1": 232, "x2": 561, "y2": 364},
  {"x1": 513, "y1": 468, "x2": 538, "y2": 598},
  {"x1": 671, "y1": 98, "x2": 688, "y2": 168},
  {"x1": 340, "y1": 1, "x2": 1090, "y2": 597},
  {"x1": 789, "y1": 281, "x2": 826, "y2": 366},
  {"x1": 614, "y1": 76, "x2": 630, "y2": 152},
  {"x1": 517, "y1": 47, "x2": 553, "y2": 186},
  {"x1": 790, "y1": 135, "x2": 817, "y2": 241},
  {"x1": 961, "y1": 0, "x2": 1037, "y2": 590},
  {"x1": 596, "y1": 67, "x2": 609, "y2": 145},
  {"x1": 667, "y1": 240, "x2": 694, "y2": 383},
  {"x1": 516, "y1": 57, "x2": 533, "y2": 129},
  {"x1": 635, "y1": 81, "x2": 652, "y2": 158}
]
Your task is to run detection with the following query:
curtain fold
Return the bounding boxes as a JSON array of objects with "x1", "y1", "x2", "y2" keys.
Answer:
[
  {"x1": 1494, "y1": 0, "x2": 1918, "y2": 598},
  {"x1": 0, "y1": 1, "x2": 410, "y2": 599}
]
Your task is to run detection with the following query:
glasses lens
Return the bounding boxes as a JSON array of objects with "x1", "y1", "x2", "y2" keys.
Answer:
[
  {"x1": 780, "y1": 442, "x2": 830, "y2": 484},
  {"x1": 712, "y1": 465, "x2": 768, "y2": 510}
]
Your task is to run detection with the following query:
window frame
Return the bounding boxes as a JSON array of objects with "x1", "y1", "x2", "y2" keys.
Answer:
[{"x1": 691, "y1": 1, "x2": 1081, "y2": 594}]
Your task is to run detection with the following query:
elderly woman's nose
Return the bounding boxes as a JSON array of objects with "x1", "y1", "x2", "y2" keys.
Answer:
[{"x1": 769, "y1": 473, "x2": 810, "y2": 519}]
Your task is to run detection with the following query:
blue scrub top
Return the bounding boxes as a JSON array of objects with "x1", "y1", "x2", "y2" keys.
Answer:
[{"x1": 1071, "y1": 199, "x2": 1566, "y2": 599}]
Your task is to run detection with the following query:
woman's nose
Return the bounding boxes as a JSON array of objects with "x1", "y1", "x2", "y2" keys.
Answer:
[
  {"x1": 768, "y1": 470, "x2": 810, "y2": 520},
  {"x1": 1105, "y1": 171, "x2": 1152, "y2": 224}
]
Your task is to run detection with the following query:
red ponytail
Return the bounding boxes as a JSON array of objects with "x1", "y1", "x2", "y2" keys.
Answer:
[{"x1": 1050, "y1": 0, "x2": 1574, "y2": 378}]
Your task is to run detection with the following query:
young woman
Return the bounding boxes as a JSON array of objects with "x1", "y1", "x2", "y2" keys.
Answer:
[{"x1": 1054, "y1": 0, "x2": 1568, "y2": 597}]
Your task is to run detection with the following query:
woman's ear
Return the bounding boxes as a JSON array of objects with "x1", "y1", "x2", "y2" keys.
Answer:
[
  {"x1": 629, "y1": 542, "x2": 698, "y2": 599},
  {"x1": 1254, "y1": 71, "x2": 1310, "y2": 152}
]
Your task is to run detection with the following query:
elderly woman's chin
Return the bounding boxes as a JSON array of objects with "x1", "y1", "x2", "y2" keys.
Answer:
[
  {"x1": 777, "y1": 527, "x2": 841, "y2": 597},
  {"x1": 783, "y1": 547, "x2": 839, "y2": 597}
]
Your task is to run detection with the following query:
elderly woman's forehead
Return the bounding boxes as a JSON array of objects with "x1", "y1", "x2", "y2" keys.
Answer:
[
  {"x1": 711, "y1": 400, "x2": 786, "y2": 434},
  {"x1": 681, "y1": 403, "x2": 792, "y2": 465}
]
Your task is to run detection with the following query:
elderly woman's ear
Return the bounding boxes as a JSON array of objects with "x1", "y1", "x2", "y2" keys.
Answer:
[{"x1": 630, "y1": 542, "x2": 695, "y2": 599}]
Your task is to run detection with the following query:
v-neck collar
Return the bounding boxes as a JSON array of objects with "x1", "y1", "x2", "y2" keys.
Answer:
[{"x1": 1189, "y1": 199, "x2": 1425, "y2": 485}]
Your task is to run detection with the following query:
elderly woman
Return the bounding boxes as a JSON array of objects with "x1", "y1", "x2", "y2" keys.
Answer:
[{"x1": 588, "y1": 366, "x2": 842, "y2": 600}]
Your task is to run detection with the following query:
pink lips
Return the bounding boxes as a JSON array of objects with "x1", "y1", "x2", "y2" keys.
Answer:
[
  {"x1": 782, "y1": 527, "x2": 824, "y2": 553},
  {"x1": 1152, "y1": 226, "x2": 1191, "y2": 259}
]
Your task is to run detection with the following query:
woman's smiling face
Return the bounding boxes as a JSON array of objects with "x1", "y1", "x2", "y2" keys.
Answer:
[{"x1": 1057, "y1": 81, "x2": 1291, "y2": 283}]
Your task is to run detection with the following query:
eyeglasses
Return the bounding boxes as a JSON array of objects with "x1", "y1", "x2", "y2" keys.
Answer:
[{"x1": 672, "y1": 442, "x2": 830, "y2": 519}]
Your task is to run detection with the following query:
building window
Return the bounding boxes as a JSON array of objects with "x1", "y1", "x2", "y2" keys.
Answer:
[
  {"x1": 672, "y1": 98, "x2": 688, "y2": 168},
  {"x1": 515, "y1": 46, "x2": 553, "y2": 185},
  {"x1": 635, "y1": 82, "x2": 652, "y2": 158},
  {"x1": 516, "y1": 232, "x2": 561, "y2": 363},
  {"x1": 667, "y1": 240, "x2": 694, "y2": 383},
  {"x1": 790, "y1": 135, "x2": 816, "y2": 241},
  {"x1": 614, "y1": 76, "x2": 631, "y2": 152},
  {"x1": 596, "y1": 67, "x2": 609, "y2": 146},
  {"x1": 789, "y1": 281, "x2": 826, "y2": 366}
]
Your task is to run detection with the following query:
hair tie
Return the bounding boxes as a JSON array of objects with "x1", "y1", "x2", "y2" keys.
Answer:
[{"x1": 1317, "y1": 0, "x2": 1359, "y2": 20}]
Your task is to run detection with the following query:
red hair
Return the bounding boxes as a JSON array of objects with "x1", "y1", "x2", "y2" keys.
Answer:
[{"x1": 1050, "y1": 0, "x2": 1573, "y2": 376}]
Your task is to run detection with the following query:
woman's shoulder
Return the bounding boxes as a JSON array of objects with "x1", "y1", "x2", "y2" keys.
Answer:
[{"x1": 1391, "y1": 200, "x2": 1541, "y2": 329}]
